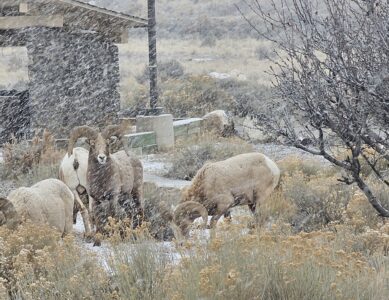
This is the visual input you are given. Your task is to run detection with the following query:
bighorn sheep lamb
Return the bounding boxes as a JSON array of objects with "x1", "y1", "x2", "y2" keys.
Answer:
[
  {"x1": 0, "y1": 179, "x2": 74, "y2": 236},
  {"x1": 67, "y1": 125, "x2": 144, "y2": 246},
  {"x1": 173, "y1": 153, "x2": 280, "y2": 236},
  {"x1": 59, "y1": 146, "x2": 92, "y2": 237}
]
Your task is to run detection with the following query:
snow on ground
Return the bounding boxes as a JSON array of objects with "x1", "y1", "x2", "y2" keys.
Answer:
[
  {"x1": 141, "y1": 154, "x2": 191, "y2": 189},
  {"x1": 141, "y1": 154, "x2": 170, "y2": 176},
  {"x1": 73, "y1": 214, "x2": 182, "y2": 271},
  {"x1": 144, "y1": 173, "x2": 191, "y2": 189}
]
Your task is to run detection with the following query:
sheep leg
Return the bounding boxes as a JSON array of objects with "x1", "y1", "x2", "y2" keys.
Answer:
[
  {"x1": 223, "y1": 210, "x2": 232, "y2": 223},
  {"x1": 131, "y1": 188, "x2": 144, "y2": 229},
  {"x1": 210, "y1": 214, "x2": 222, "y2": 228},
  {"x1": 74, "y1": 192, "x2": 92, "y2": 239},
  {"x1": 131, "y1": 185, "x2": 144, "y2": 228},
  {"x1": 73, "y1": 200, "x2": 80, "y2": 224},
  {"x1": 209, "y1": 195, "x2": 234, "y2": 228},
  {"x1": 92, "y1": 200, "x2": 110, "y2": 246},
  {"x1": 88, "y1": 195, "x2": 95, "y2": 229}
]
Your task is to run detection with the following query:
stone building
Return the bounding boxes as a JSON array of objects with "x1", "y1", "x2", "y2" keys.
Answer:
[{"x1": 0, "y1": 0, "x2": 146, "y2": 142}]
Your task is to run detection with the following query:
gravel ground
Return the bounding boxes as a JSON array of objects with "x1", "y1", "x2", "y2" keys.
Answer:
[{"x1": 254, "y1": 142, "x2": 330, "y2": 164}]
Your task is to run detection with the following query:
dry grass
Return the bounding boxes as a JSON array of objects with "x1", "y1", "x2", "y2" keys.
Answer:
[
  {"x1": 119, "y1": 38, "x2": 277, "y2": 108},
  {"x1": 2, "y1": 144, "x2": 389, "y2": 299},
  {"x1": 167, "y1": 132, "x2": 254, "y2": 180},
  {"x1": 2, "y1": 152, "x2": 389, "y2": 299},
  {"x1": 1, "y1": 130, "x2": 64, "y2": 186}
]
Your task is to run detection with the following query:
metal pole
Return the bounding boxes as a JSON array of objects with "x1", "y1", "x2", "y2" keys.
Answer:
[{"x1": 148, "y1": 0, "x2": 158, "y2": 111}]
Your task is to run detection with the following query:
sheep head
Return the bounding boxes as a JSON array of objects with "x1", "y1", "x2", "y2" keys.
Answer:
[
  {"x1": 67, "y1": 124, "x2": 127, "y2": 165},
  {"x1": 173, "y1": 201, "x2": 208, "y2": 237},
  {"x1": 0, "y1": 197, "x2": 20, "y2": 229}
]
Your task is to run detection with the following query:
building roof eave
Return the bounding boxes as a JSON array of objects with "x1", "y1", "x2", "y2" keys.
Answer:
[{"x1": 57, "y1": 0, "x2": 147, "y2": 27}]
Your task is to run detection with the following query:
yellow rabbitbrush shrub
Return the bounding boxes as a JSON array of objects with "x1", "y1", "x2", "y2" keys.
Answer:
[
  {"x1": 165, "y1": 225, "x2": 389, "y2": 300},
  {"x1": 0, "y1": 221, "x2": 111, "y2": 299},
  {"x1": 277, "y1": 155, "x2": 338, "y2": 179},
  {"x1": 281, "y1": 172, "x2": 353, "y2": 231}
]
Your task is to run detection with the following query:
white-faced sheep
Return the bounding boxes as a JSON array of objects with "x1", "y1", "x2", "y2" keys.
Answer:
[
  {"x1": 0, "y1": 179, "x2": 74, "y2": 236},
  {"x1": 59, "y1": 146, "x2": 92, "y2": 238},
  {"x1": 67, "y1": 125, "x2": 144, "y2": 246},
  {"x1": 173, "y1": 152, "x2": 280, "y2": 236}
]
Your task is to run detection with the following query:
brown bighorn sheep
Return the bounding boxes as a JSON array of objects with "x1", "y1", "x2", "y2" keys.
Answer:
[
  {"x1": 173, "y1": 153, "x2": 280, "y2": 236},
  {"x1": 67, "y1": 125, "x2": 144, "y2": 246},
  {"x1": 0, "y1": 179, "x2": 74, "y2": 236}
]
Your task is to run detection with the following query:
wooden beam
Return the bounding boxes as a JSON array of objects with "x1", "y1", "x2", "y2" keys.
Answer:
[
  {"x1": 57, "y1": 0, "x2": 147, "y2": 26},
  {"x1": 0, "y1": 15, "x2": 63, "y2": 29}
]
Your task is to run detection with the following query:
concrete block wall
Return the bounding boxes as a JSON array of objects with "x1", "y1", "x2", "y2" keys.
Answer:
[
  {"x1": 136, "y1": 114, "x2": 175, "y2": 151},
  {"x1": 173, "y1": 118, "x2": 203, "y2": 140},
  {"x1": 51, "y1": 117, "x2": 204, "y2": 155}
]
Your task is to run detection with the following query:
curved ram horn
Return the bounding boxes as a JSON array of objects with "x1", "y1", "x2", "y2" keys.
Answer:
[
  {"x1": 102, "y1": 123, "x2": 127, "y2": 140},
  {"x1": 0, "y1": 197, "x2": 19, "y2": 229},
  {"x1": 173, "y1": 201, "x2": 208, "y2": 236},
  {"x1": 67, "y1": 126, "x2": 98, "y2": 156}
]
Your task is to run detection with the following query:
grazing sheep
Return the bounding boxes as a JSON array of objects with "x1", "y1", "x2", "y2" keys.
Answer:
[
  {"x1": 0, "y1": 179, "x2": 74, "y2": 236},
  {"x1": 67, "y1": 125, "x2": 144, "y2": 246},
  {"x1": 202, "y1": 110, "x2": 235, "y2": 137},
  {"x1": 173, "y1": 153, "x2": 280, "y2": 236},
  {"x1": 59, "y1": 147, "x2": 92, "y2": 238},
  {"x1": 173, "y1": 201, "x2": 208, "y2": 238}
]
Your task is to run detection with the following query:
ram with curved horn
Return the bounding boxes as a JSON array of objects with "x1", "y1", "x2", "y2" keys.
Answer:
[
  {"x1": 67, "y1": 124, "x2": 144, "y2": 246},
  {"x1": 173, "y1": 153, "x2": 280, "y2": 236},
  {"x1": 173, "y1": 201, "x2": 208, "y2": 237}
]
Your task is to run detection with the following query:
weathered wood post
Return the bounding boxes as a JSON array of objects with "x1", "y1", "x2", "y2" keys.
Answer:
[{"x1": 148, "y1": 0, "x2": 159, "y2": 113}]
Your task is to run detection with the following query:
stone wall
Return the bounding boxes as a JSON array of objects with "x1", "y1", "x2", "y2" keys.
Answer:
[
  {"x1": 25, "y1": 27, "x2": 121, "y2": 138},
  {"x1": 0, "y1": 90, "x2": 30, "y2": 143}
]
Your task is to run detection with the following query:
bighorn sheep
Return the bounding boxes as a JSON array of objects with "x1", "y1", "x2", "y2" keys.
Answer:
[
  {"x1": 173, "y1": 153, "x2": 280, "y2": 236},
  {"x1": 0, "y1": 179, "x2": 74, "y2": 236},
  {"x1": 67, "y1": 124, "x2": 144, "y2": 246},
  {"x1": 59, "y1": 146, "x2": 92, "y2": 238}
]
